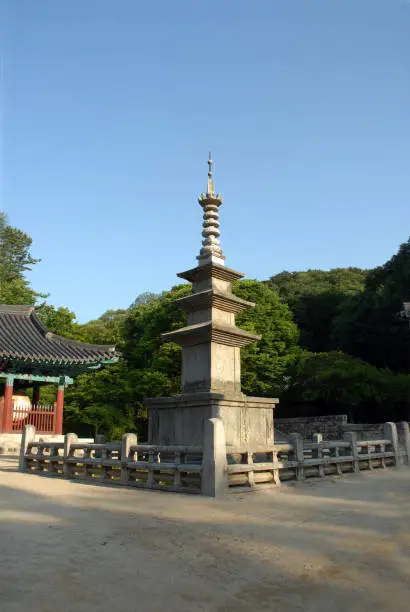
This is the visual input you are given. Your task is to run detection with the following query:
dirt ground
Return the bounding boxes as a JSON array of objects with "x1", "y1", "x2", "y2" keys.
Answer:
[{"x1": 1, "y1": 458, "x2": 410, "y2": 612}]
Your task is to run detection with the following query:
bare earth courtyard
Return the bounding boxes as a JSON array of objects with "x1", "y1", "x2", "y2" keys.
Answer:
[{"x1": 1, "y1": 458, "x2": 410, "y2": 612}]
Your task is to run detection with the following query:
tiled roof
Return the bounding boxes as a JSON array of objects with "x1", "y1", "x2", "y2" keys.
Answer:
[{"x1": 0, "y1": 305, "x2": 119, "y2": 365}]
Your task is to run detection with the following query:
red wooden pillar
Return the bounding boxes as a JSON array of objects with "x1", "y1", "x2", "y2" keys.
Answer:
[
  {"x1": 1, "y1": 374, "x2": 14, "y2": 433},
  {"x1": 33, "y1": 383, "x2": 41, "y2": 407},
  {"x1": 55, "y1": 377, "x2": 65, "y2": 435}
]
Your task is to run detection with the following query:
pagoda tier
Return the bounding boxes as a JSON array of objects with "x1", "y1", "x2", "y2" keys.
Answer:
[
  {"x1": 172, "y1": 288, "x2": 255, "y2": 314},
  {"x1": 177, "y1": 262, "x2": 244, "y2": 284},
  {"x1": 162, "y1": 321, "x2": 260, "y2": 348}
]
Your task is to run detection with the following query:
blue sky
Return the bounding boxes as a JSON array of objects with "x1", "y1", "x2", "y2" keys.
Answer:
[{"x1": 2, "y1": 0, "x2": 409, "y2": 322}]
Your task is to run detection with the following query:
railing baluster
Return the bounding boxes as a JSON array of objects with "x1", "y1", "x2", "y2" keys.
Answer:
[
  {"x1": 367, "y1": 443, "x2": 373, "y2": 470},
  {"x1": 247, "y1": 451, "x2": 255, "y2": 488}
]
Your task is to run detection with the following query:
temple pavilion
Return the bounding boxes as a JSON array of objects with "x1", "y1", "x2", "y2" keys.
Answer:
[{"x1": 0, "y1": 304, "x2": 119, "y2": 435}]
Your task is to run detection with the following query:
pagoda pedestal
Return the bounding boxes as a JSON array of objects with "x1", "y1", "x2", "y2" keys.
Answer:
[{"x1": 147, "y1": 392, "x2": 276, "y2": 448}]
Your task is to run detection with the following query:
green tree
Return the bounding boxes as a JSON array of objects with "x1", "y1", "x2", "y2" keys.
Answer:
[
  {"x1": 122, "y1": 284, "x2": 190, "y2": 394},
  {"x1": 280, "y1": 351, "x2": 410, "y2": 422},
  {"x1": 64, "y1": 362, "x2": 136, "y2": 438},
  {"x1": 232, "y1": 280, "x2": 300, "y2": 396},
  {"x1": 78, "y1": 309, "x2": 128, "y2": 345},
  {"x1": 0, "y1": 213, "x2": 43, "y2": 304},
  {"x1": 269, "y1": 268, "x2": 368, "y2": 352},
  {"x1": 332, "y1": 238, "x2": 410, "y2": 372},
  {"x1": 36, "y1": 304, "x2": 80, "y2": 337}
]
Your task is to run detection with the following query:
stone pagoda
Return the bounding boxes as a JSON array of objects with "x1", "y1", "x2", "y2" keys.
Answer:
[{"x1": 146, "y1": 155, "x2": 277, "y2": 448}]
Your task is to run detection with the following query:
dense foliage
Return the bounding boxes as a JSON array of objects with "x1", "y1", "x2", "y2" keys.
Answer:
[
  {"x1": 279, "y1": 351, "x2": 410, "y2": 423},
  {"x1": 1, "y1": 211, "x2": 410, "y2": 435},
  {"x1": 0, "y1": 213, "x2": 43, "y2": 305},
  {"x1": 269, "y1": 268, "x2": 368, "y2": 352},
  {"x1": 331, "y1": 242, "x2": 410, "y2": 373}
]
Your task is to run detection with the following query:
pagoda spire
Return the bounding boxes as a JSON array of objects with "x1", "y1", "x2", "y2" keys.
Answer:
[
  {"x1": 198, "y1": 153, "x2": 224, "y2": 266},
  {"x1": 206, "y1": 151, "x2": 215, "y2": 196}
]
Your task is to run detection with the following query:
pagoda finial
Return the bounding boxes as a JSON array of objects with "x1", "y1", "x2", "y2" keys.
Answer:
[
  {"x1": 207, "y1": 151, "x2": 214, "y2": 197},
  {"x1": 198, "y1": 154, "x2": 224, "y2": 266}
]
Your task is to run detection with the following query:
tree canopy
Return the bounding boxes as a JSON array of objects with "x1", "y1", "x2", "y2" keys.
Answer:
[
  {"x1": 269, "y1": 268, "x2": 368, "y2": 352},
  {"x1": 0, "y1": 213, "x2": 42, "y2": 305},
  {"x1": 332, "y1": 238, "x2": 410, "y2": 372}
]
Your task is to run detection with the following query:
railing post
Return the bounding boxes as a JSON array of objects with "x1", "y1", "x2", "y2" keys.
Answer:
[
  {"x1": 94, "y1": 434, "x2": 106, "y2": 459},
  {"x1": 343, "y1": 431, "x2": 359, "y2": 473},
  {"x1": 397, "y1": 422, "x2": 410, "y2": 467},
  {"x1": 289, "y1": 433, "x2": 305, "y2": 480},
  {"x1": 63, "y1": 433, "x2": 78, "y2": 478},
  {"x1": 334, "y1": 443, "x2": 343, "y2": 476},
  {"x1": 19, "y1": 424, "x2": 36, "y2": 471},
  {"x1": 201, "y1": 417, "x2": 227, "y2": 498},
  {"x1": 120, "y1": 433, "x2": 137, "y2": 484},
  {"x1": 312, "y1": 433, "x2": 327, "y2": 474},
  {"x1": 384, "y1": 422, "x2": 400, "y2": 468}
]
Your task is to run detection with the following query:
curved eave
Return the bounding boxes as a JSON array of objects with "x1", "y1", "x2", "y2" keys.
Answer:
[
  {"x1": 2, "y1": 355, "x2": 120, "y2": 378},
  {"x1": 0, "y1": 352, "x2": 120, "y2": 367},
  {"x1": 0, "y1": 304, "x2": 121, "y2": 367}
]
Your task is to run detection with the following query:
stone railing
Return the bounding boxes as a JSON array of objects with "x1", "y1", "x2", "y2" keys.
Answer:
[
  {"x1": 19, "y1": 420, "x2": 409, "y2": 497},
  {"x1": 19, "y1": 427, "x2": 204, "y2": 495},
  {"x1": 226, "y1": 422, "x2": 408, "y2": 491}
]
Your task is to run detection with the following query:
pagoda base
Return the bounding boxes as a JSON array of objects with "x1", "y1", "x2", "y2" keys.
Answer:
[{"x1": 145, "y1": 392, "x2": 278, "y2": 448}]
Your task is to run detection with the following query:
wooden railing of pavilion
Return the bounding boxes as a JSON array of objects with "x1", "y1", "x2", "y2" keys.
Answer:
[{"x1": 12, "y1": 404, "x2": 57, "y2": 434}]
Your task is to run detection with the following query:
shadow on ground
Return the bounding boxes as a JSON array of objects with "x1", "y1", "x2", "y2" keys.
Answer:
[{"x1": 1, "y1": 460, "x2": 410, "y2": 612}]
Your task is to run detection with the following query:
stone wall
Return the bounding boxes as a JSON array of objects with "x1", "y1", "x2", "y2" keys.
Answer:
[
  {"x1": 275, "y1": 415, "x2": 348, "y2": 440},
  {"x1": 275, "y1": 415, "x2": 410, "y2": 443},
  {"x1": 341, "y1": 423, "x2": 385, "y2": 441}
]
